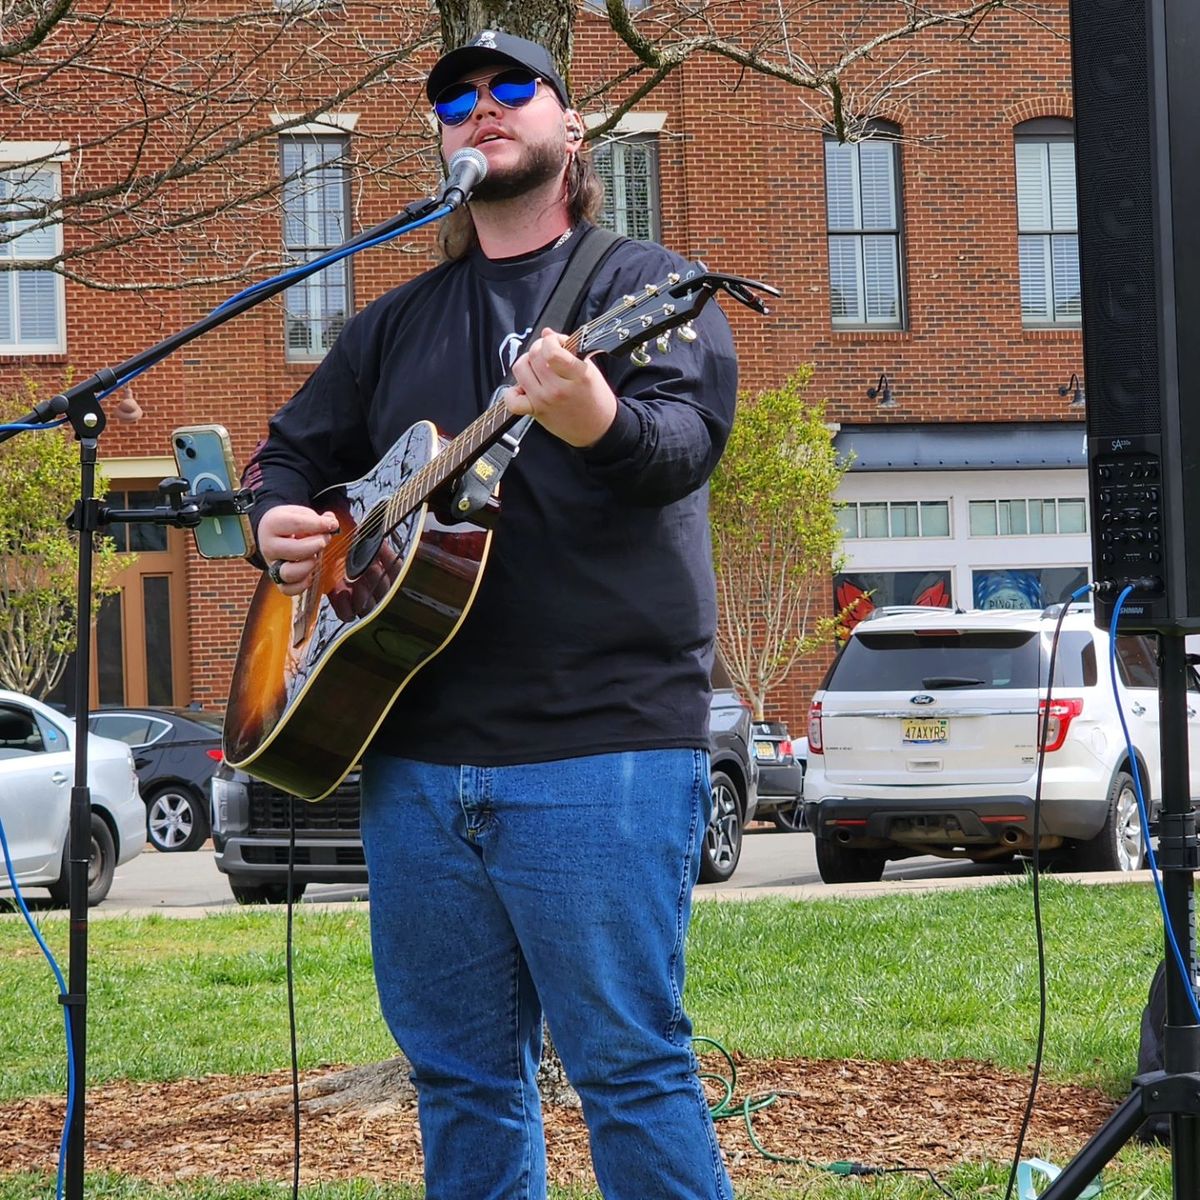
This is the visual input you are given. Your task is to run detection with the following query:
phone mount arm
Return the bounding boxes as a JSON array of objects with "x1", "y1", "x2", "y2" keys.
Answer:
[{"x1": 90, "y1": 478, "x2": 254, "y2": 532}]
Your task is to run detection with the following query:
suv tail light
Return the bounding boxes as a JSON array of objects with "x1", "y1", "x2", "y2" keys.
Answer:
[
  {"x1": 778, "y1": 738, "x2": 793, "y2": 759},
  {"x1": 207, "y1": 748, "x2": 224, "y2": 762},
  {"x1": 1038, "y1": 697, "x2": 1083, "y2": 752},
  {"x1": 808, "y1": 701, "x2": 823, "y2": 754}
]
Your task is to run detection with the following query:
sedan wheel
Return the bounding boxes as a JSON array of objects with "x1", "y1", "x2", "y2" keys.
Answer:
[
  {"x1": 146, "y1": 786, "x2": 209, "y2": 852},
  {"x1": 47, "y1": 814, "x2": 116, "y2": 907},
  {"x1": 699, "y1": 769, "x2": 743, "y2": 884}
]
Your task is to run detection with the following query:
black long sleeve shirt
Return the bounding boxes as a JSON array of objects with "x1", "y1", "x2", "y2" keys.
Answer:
[{"x1": 248, "y1": 227, "x2": 739, "y2": 765}]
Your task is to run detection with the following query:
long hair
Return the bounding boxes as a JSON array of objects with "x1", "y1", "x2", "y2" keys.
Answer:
[{"x1": 438, "y1": 146, "x2": 605, "y2": 261}]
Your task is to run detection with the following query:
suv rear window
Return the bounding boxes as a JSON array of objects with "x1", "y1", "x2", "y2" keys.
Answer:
[{"x1": 824, "y1": 629, "x2": 1096, "y2": 692}]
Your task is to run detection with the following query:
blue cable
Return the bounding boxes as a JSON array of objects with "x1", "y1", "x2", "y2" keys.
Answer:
[
  {"x1": 0, "y1": 420, "x2": 68, "y2": 432},
  {"x1": 1107, "y1": 585, "x2": 1200, "y2": 1024},
  {"x1": 0, "y1": 812, "x2": 76, "y2": 1200}
]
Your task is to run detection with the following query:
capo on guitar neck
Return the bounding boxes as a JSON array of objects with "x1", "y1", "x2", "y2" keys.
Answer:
[{"x1": 699, "y1": 274, "x2": 780, "y2": 316}]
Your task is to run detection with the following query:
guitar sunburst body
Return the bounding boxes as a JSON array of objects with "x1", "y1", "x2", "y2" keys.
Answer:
[
  {"x1": 224, "y1": 421, "x2": 494, "y2": 799},
  {"x1": 222, "y1": 263, "x2": 779, "y2": 801}
]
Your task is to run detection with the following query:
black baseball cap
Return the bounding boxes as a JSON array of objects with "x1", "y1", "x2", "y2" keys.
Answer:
[{"x1": 426, "y1": 30, "x2": 570, "y2": 109}]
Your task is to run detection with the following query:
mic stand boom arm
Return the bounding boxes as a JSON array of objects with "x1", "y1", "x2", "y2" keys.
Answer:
[
  {"x1": 0, "y1": 190, "x2": 449, "y2": 1200},
  {"x1": 0, "y1": 191, "x2": 448, "y2": 448}
]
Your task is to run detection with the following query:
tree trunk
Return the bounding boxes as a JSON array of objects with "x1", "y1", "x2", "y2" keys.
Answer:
[
  {"x1": 436, "y1": 0, "x2": 574, "y2": 84},
  {"x1": 225, "y1": 1028, "x2": 579, "y2": 1117}
]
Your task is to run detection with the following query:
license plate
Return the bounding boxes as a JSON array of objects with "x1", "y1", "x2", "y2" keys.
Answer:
[
  {"x1": 902, "y1": 718, "x2": 948, "y2": 744},
  {"x1": 754, "y1": 741, "x2": 777, "y2": 760}
]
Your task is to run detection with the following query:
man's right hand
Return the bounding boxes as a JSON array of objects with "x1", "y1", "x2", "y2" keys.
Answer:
[{"x1": 257, "y1": 505, "x2": 340, "y2": 595}]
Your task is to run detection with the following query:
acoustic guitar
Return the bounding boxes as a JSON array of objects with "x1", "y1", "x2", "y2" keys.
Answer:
[{"x1": 223, "y1": 265, "x2": 778, "y2": 800}]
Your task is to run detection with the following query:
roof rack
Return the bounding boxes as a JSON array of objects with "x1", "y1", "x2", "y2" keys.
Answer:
[
  {"x1": 860, "y1": 604, "x2": 966, "y2": 621},
  {"x1": 1040, "y1": 600, "x2": 1093, "y2": 619}
]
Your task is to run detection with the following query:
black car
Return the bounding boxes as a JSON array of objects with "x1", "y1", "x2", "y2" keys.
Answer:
[
  {"x1": 87, "y1": 707, "x2": 224, "y2": 852},
  {"x1": 211, "y1": 688, "x2": 759, "y2": 903},
  {"x1": 751, "y1": 721, "x2": 807, "y2": 831}
]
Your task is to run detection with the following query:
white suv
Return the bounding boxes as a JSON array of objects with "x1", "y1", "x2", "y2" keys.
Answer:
[{"x1": 802, "y1": 604, "x2": 1197, "y2": 885}]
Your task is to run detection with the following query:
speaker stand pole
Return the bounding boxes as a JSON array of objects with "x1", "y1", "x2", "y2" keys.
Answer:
[{"x1": 1041, "y1": 632, "x2": 1200, "y2": 1199}]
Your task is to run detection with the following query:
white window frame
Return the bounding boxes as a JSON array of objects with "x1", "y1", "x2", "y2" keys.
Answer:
[
  {"x1": 968, "y1": 496, "x2": 1088, "y2": 537},
  {"x1": 834, "y1": 468, "x2": 1093, "y2": 614},
  {"x1": 824, "y1": 132, "x2": 904, "y2": 329},
  {"x1": 592, "y1": 132, "x2": 661, "y2": 242},
  {"x1": 280, "y1": 133, "x2": 352, "y2": 362},
  {"x1": 1015, "y1": 122, "x2": 1080, "y2": 327},
  {"x1": 837, "y1": 499, "x2": 951, "y2": 539},
  {"x1": 0, "y1": 143, "x2": 67, "y2": 356}
]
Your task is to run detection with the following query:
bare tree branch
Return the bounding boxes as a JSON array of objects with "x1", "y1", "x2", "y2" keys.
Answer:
[{"x1": 589, "y1": 1, "x2": 1058, "y2": 142}]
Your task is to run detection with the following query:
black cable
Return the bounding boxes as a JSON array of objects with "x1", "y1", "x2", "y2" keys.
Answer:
[
  {"x1": 287, "y1": 797, "x2": 301, "y2": 1200},
  {"x1": 1002, "y1": 590, "x2": 1085, "y2": 1200}
]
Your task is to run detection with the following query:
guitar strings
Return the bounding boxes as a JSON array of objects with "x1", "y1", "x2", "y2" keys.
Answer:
[
  {"x1": 312, "y1": 323, "x2": 591, "y2": 571},
  {"x1": 297, "y1": 268, "x2": 695, "y2": 586}
]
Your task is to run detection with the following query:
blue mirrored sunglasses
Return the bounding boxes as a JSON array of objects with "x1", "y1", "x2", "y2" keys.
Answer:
[{"x1": 434, "y1": 68, "x2": 542, "y2": 127}]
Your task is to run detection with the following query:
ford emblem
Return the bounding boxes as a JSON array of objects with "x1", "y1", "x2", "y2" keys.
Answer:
[{"x1": 910, "y1": 694, "x2": 936, "y2": 706}]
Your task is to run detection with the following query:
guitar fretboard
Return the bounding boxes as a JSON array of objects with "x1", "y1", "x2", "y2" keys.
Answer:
[{"x1": 379, "y1": 327, "x2": 584, "y2": 534}]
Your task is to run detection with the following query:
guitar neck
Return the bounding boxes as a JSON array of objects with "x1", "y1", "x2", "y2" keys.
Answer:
[{"x1": 383, "y1": 329, "x2": 585, "y2": 532}]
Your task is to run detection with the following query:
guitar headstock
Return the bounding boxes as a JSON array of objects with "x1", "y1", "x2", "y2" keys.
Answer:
[{"x1": 577, "y1": 264, "x2": 780, "y2": 366}]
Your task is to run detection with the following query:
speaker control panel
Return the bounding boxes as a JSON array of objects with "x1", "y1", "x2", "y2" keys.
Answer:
[
  {"x1": 1095, "y1": 456, "x2": 1163, "y2": 567},
  {"x1": 1090, "y1": 436, "x2": 1171, "y2": 629}
]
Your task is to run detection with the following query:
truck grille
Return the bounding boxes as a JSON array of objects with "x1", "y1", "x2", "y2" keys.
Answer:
[
  {"x1": 242, "y1": 844, "x2": 366, "y2": 866},
  {"x1": 247, "y1": 778, "x2": 362, "y2": 833}
]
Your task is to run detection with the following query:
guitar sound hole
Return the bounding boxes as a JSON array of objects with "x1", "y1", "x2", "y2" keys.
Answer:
[{"x1": 345, "y1": 524, "x2": 385, "y2": 581}]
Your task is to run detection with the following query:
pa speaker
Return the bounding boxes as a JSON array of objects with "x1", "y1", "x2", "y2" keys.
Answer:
[{"x1": 1071, "y1": 0, "x2": 1200, "y2": 630}]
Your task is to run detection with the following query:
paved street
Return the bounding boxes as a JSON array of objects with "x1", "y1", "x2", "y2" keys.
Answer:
[{"x1": 2, "y1": 823, "x2": 1145, "y2": 918}]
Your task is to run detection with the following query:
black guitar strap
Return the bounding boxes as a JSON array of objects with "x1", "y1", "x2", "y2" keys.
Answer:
[{"x1": 451, "y1": 225, "x2": 626, "y2": 519}]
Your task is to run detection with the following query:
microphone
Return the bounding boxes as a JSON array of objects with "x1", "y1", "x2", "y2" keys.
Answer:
[{"x1": 440, "y1": 148, "x2": 488, "y2": 210}]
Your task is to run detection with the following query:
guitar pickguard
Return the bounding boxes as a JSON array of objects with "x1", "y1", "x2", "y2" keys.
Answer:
[{"x1": 287, "y1": 423, "x2": 436, "y2": 705}]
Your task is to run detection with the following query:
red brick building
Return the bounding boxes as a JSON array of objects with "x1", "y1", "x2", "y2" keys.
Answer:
[{"x1": 0, "y1": 2, "x2": 1085, "y2": 734}]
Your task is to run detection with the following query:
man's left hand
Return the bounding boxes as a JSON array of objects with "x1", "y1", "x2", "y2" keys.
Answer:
[{"x1": 505, "y1": 328, "x2": 617, "y2": 448}]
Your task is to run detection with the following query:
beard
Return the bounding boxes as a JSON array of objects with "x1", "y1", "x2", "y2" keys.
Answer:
[{"x1": 471, "y1": 136, "x2": 567, "y2": 203}]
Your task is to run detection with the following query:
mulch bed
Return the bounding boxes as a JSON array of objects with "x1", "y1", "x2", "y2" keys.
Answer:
[{"x1": 0, "y1": 1055, "x2": 1119, "y2": 1189}]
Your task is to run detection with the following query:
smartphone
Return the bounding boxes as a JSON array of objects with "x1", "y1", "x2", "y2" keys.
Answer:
[{"x1": 171, "y1": 424, "x2": 255, "y2": 559}]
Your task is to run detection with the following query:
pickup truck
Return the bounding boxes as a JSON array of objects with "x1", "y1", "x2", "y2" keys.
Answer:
[{"x1": 211, "y1": 688, "x2": 759, "y2": 903}]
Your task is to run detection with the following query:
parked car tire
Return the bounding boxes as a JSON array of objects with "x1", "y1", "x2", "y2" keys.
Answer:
[
  {"x1": 146, "y1": 783, "x2": 209, "y2": 853},
  {"x1": 1072, "y1": 771, "x2": 1145, "y2": 873},
  {"x1": 771, "y1": 798, "x2": 807, "y2": 833},
  {"x1": 699, "y1": 769, "x2": 743, "y2": 884},
  {"x1": 47, "y1": 814, "x2": 116, "y2": 907},
  {"x1": 228, "y1": 876, "x2": 308, "y2": 905},
  {"x1": 814, "y1": 837, "x2": 887, "y2": 885}
]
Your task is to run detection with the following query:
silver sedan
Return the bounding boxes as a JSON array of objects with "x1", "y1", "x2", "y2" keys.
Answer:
[{"x1": 0, "y1": 690, "x2": 146, "y2": 906}]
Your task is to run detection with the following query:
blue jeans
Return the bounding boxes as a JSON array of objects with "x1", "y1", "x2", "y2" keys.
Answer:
[{"x1": 359, "y1": 748, "x2": 732, "y2": 1200}]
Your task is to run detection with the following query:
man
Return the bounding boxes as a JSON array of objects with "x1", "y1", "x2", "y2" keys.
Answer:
[{"x1": 249, "y1": 30, "x2": 738, "y2": 1200}]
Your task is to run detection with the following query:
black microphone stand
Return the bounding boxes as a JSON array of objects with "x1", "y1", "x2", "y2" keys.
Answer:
[{"x1": 0, "y1": 189, "x2": 450, "y2": 1200}]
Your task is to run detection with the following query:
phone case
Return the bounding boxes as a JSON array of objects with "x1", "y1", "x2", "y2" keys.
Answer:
[{"x1": 171, "y1": 424, "x2": 255, "y2": 559}]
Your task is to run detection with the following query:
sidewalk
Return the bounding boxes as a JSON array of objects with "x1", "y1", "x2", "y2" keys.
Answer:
[{"x1": 704, "y1": 868, "x2": 1159, "y2": 902}]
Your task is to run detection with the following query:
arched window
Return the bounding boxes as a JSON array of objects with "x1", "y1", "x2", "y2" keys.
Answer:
[
  {"x1": 1014, "y1": 117, "x2": 1079, "y2": 326},
  {"x1": 823, "y1": 122, "x2": 905, "y2": 329}
]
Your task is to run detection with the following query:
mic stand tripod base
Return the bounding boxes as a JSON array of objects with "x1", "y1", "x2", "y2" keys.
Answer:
[{"x1": 1038, "y1": 1069, "x2": 1200, "y2": 1199}]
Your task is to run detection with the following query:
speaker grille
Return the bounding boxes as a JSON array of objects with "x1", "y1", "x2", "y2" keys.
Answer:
[{"x1": 1071, "y1": 0, "x2": 1162, "y2": 437}]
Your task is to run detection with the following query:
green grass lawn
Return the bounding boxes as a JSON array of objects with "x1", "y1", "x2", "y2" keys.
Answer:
[{"x1": 0, "y1": 876, "x2": 1179, "y2": 1197}]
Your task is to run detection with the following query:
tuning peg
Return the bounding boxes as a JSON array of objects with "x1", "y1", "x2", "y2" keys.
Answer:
[
  {"x1": 656, "y1": 332, "x2": 672, "y2": 353},
  {"x1": 631, "y1": 346, "x2": 652, "y2": 367},
  {"x1": 677, "y1": 322, "x2": 698, "y2": 343}
]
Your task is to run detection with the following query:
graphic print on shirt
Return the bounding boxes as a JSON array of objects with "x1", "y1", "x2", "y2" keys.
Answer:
[{"x1": 498, "y1": 327, "x2": 533, "y2": 375}]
